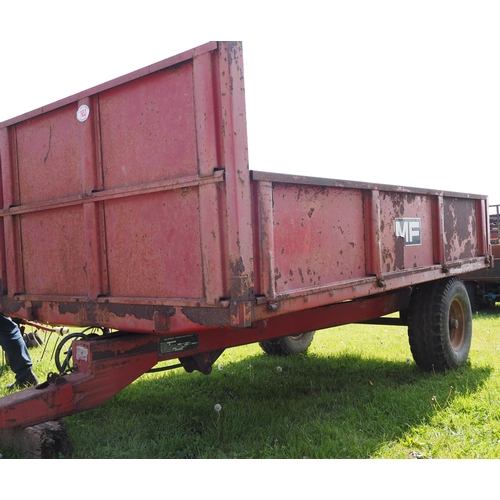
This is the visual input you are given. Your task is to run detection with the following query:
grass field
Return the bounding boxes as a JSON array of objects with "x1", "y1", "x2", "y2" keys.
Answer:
[{"x1": 1, "y1": 306, "x2": 500, "y2": 459}]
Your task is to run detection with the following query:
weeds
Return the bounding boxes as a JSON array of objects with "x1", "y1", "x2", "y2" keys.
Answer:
[{"x1": 430, "y1": 385, "x2": 455, "y2": 411}]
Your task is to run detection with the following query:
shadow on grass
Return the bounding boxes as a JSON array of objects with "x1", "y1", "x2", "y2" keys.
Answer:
[{"x1": 60, "y1": 350, "x2": 493, "y2": 459}]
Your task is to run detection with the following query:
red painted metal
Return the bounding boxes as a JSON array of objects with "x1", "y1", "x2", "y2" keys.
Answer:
[
  {"x1": 0, "y1": 41, "x2": 493, "y2": 429},
  {"x1": 0, "y1": 288, "x2": 410, "y2": 429},
  {"x1": 0, "y1": 40, "x2": 491, "y2": 333},
  {"x1": 251, "y1": 172, "x2": 491, "y2": 317},
  {"x1": 0, "y1": 334, "x2": 158, "y2": 429},
  {"x1": 462, "y1": 205, "x2": 500, "y2": 305}
]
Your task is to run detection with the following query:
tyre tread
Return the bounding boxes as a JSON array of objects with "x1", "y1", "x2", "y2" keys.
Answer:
[
  {"x1": 408, "y1": 278, "x2": 472, "y2": 371},
  {"x1": 259, "y1": 331, "x2": 315, "y2": 356}
]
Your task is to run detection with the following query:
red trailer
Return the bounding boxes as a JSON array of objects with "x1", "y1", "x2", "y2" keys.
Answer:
[
  {"x1": 463, "y1": 204, "x2": 500, "y2": 308},
  {"x1": 0, "y1": 41, "x2": 492, "y2": 429}
]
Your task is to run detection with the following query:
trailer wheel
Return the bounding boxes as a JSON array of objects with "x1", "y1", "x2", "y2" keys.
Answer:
[
  {"x1": 259, "y1": 331, "x2": 315, "y2": 356},
  {"x1": 407, "y1": 278, "x2": 472, "y2": 371}
]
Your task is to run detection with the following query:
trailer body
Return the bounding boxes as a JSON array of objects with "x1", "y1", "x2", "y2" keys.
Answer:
[
  {"x1": 0, "y1": 42, "x2": 492, "y2": 429},
  {"x1": 463, "y1": 204, "x2": 500, "y2": 307}
]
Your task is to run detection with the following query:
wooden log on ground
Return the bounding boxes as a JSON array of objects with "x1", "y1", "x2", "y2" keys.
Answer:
[{"x1": 0, "y1": 420, "x2": 73, "y2": 458}]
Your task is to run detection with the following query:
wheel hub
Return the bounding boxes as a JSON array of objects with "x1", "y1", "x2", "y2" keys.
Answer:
[{"x1": 449, "y1": 298, "x2": 466, "y2": 350}]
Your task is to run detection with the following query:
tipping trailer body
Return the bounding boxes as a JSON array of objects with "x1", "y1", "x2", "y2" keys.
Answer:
[
  {"x1": 0, "y1": 41, "x2": 492, "y2": 429},
  {"x1": 463, "y1": 204, "x2": 500, "y2": 307}
]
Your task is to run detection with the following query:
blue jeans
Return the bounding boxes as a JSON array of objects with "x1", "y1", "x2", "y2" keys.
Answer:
[{"x1": 0, "y1": 314, "x2": 33, "y2": 381}]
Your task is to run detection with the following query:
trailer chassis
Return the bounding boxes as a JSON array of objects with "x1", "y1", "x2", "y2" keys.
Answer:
[{"x1": 0, "y1": 288, "x2": 411, "y2": 429}]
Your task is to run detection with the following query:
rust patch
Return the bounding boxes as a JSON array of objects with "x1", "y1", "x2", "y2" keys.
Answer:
[
  {"x1": 105, "y1": 304, "x2": 175, "y2": 322},
  {"x1": 230, "y1": 256, "x2": 246, "y2": 275},
  {"x1": 381, "y1": 247, "x2": 394, "y2": 272},
  {"x1": 0, "y1": 300, "x2": 30, "y2": 316},
  {"x1": 298, "y1": 268, "x2": 304, "y2": 283},
  {"x1": 444, "y1": 198, "x2": 477, "y2": 260},
  {"x1": 391, "y1": 194, "x2": 405, "y2": 218},
  {"x1": 87, "y1": 334, "x2": 159, "y2": 361},
  {"x1": 182, "y1": 306, "x2": 230, "y2": 327},
  {"x1": 153, "y1": 311, "x2": 171, "y2": 333},
  {"x1": 395, "y1": 236, "x2": 405, "y2": 270},
  {"x1": 274, "y1": 267, "x2": 282, "y2": 281},
  {"x1": 231, "y1": 274, "x2": 254, "y2": 302},
  {"x1": 57, "y1": 302, "x2": 81, "y2": 315},
  {"x1": 55, "y1": 302, "x2": 175, "y2": 325}
]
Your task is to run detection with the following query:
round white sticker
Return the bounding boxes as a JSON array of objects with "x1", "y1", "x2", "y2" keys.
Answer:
[{"x1": 76, "y1": 104, "x2": 90, "y2": 122}]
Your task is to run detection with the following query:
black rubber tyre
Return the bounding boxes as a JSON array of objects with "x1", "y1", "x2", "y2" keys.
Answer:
[
  {"x1": 407, "y1": 278, "x2": 472, "y2": 371},
  {"x1": 259, "y1": 331, "x2": 315, "y2": 356}
]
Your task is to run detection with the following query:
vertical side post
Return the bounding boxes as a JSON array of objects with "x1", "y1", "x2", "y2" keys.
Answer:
[
  {"x1": 432, "y1": 195, "x2": 446, "y2": 268},
  {"x1": 255, "y1": 180, "x2": 276, "y2": 300},
  {"x1": 193, "y1": 49, "x2": 219, "y2": 178},
  {"x1": 0, "y1": 127, "x2": 23, "y2": 295},
  {"x1": 217, "y1": 42, "x2": 254, "y2": 327},
  {"x1": 476, "y1": 198, "x2": 489, "y2": 259},
  {"x1": 79, "y1": 96, "x2": 108, "y2": 298},
  {"x1": 0, "y1": 127, "x2": 10, "y2": 294},
  {"x1": 364, "y1": 189, "x2": 384, "y2": 286},
  {"x1": 193, "y1": 48, "x2": 226, "y2": 304}
]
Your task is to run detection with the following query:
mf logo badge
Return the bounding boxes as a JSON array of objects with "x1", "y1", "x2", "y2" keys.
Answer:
[{"x1": 394, "y1": 218, "x2": 421, "y2": 246}]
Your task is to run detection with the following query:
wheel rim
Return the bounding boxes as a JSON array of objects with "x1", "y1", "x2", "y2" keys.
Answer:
[{"x1": 449, "y1": 297, "x2": 466, "y2": 351}]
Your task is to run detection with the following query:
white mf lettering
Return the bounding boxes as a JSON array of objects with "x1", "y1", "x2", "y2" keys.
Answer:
[{"x1": 394, "y1": 218, "x2": 421, "y2": 246}]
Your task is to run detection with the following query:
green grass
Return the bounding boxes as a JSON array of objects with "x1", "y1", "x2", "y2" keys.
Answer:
[{"x1": 1, "y1": 307, "x2": 500, "y2": 458}]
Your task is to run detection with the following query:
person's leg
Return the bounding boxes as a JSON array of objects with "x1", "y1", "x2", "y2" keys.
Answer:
[{"x1": 0, "y1": 314, "x2": 38, "y2": 387}]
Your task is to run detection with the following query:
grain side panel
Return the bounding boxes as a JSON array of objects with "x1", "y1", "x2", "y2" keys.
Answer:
[
  {"x1": 20, "y1": 207, "x2": 87, "y2": 295},
  {"x1": 15, "y1": 106, "x2": 82, "y2": 204},
  {"x1": 271, "y1": 183, "x2": 366, "y2": 293},
  {"x1": 99, "y1": 61, "x2": 198, "y2": 190},
  {"x1": 103, "y1": 188, "x2": 204, "y2": 299},
  {"x1": 444, "y1": 197, "x2": 479, "y2": 261},
  {"x1": 378, "y1": 191, "x2": 434, "y2": 272}
]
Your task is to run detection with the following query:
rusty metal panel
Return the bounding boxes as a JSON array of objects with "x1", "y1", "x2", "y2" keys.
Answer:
[
  {"x1": 270, "y1": 182, "x2": 366, "y2": 293},
  {"x1": 251, "y1": 171, "x2": 491, "y2": 321},
  {"x1": 0, "y1": 41, "x2": 491, "y2": 335},
  {"x1": 443, "y1": 197, "x2": 479, "y2": 261},
  {"x1": 103, "y1": 188, "x2": 203, "y2": 299},
  {"x1": 0, "y1": 41, "x2": 251, "y2": 332},
  {"x1": 15, "y1": 106, "x2": 82, "y2": 205},
  {"x1": 20, "y1": 208, "x2": 87, "y2": 296},
  {"x1": 378, "y1": 191, "x2": 435, "y2": 272},
  {"x1": 99, "y1": 62, "x2": 198, "y2": 189}
]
